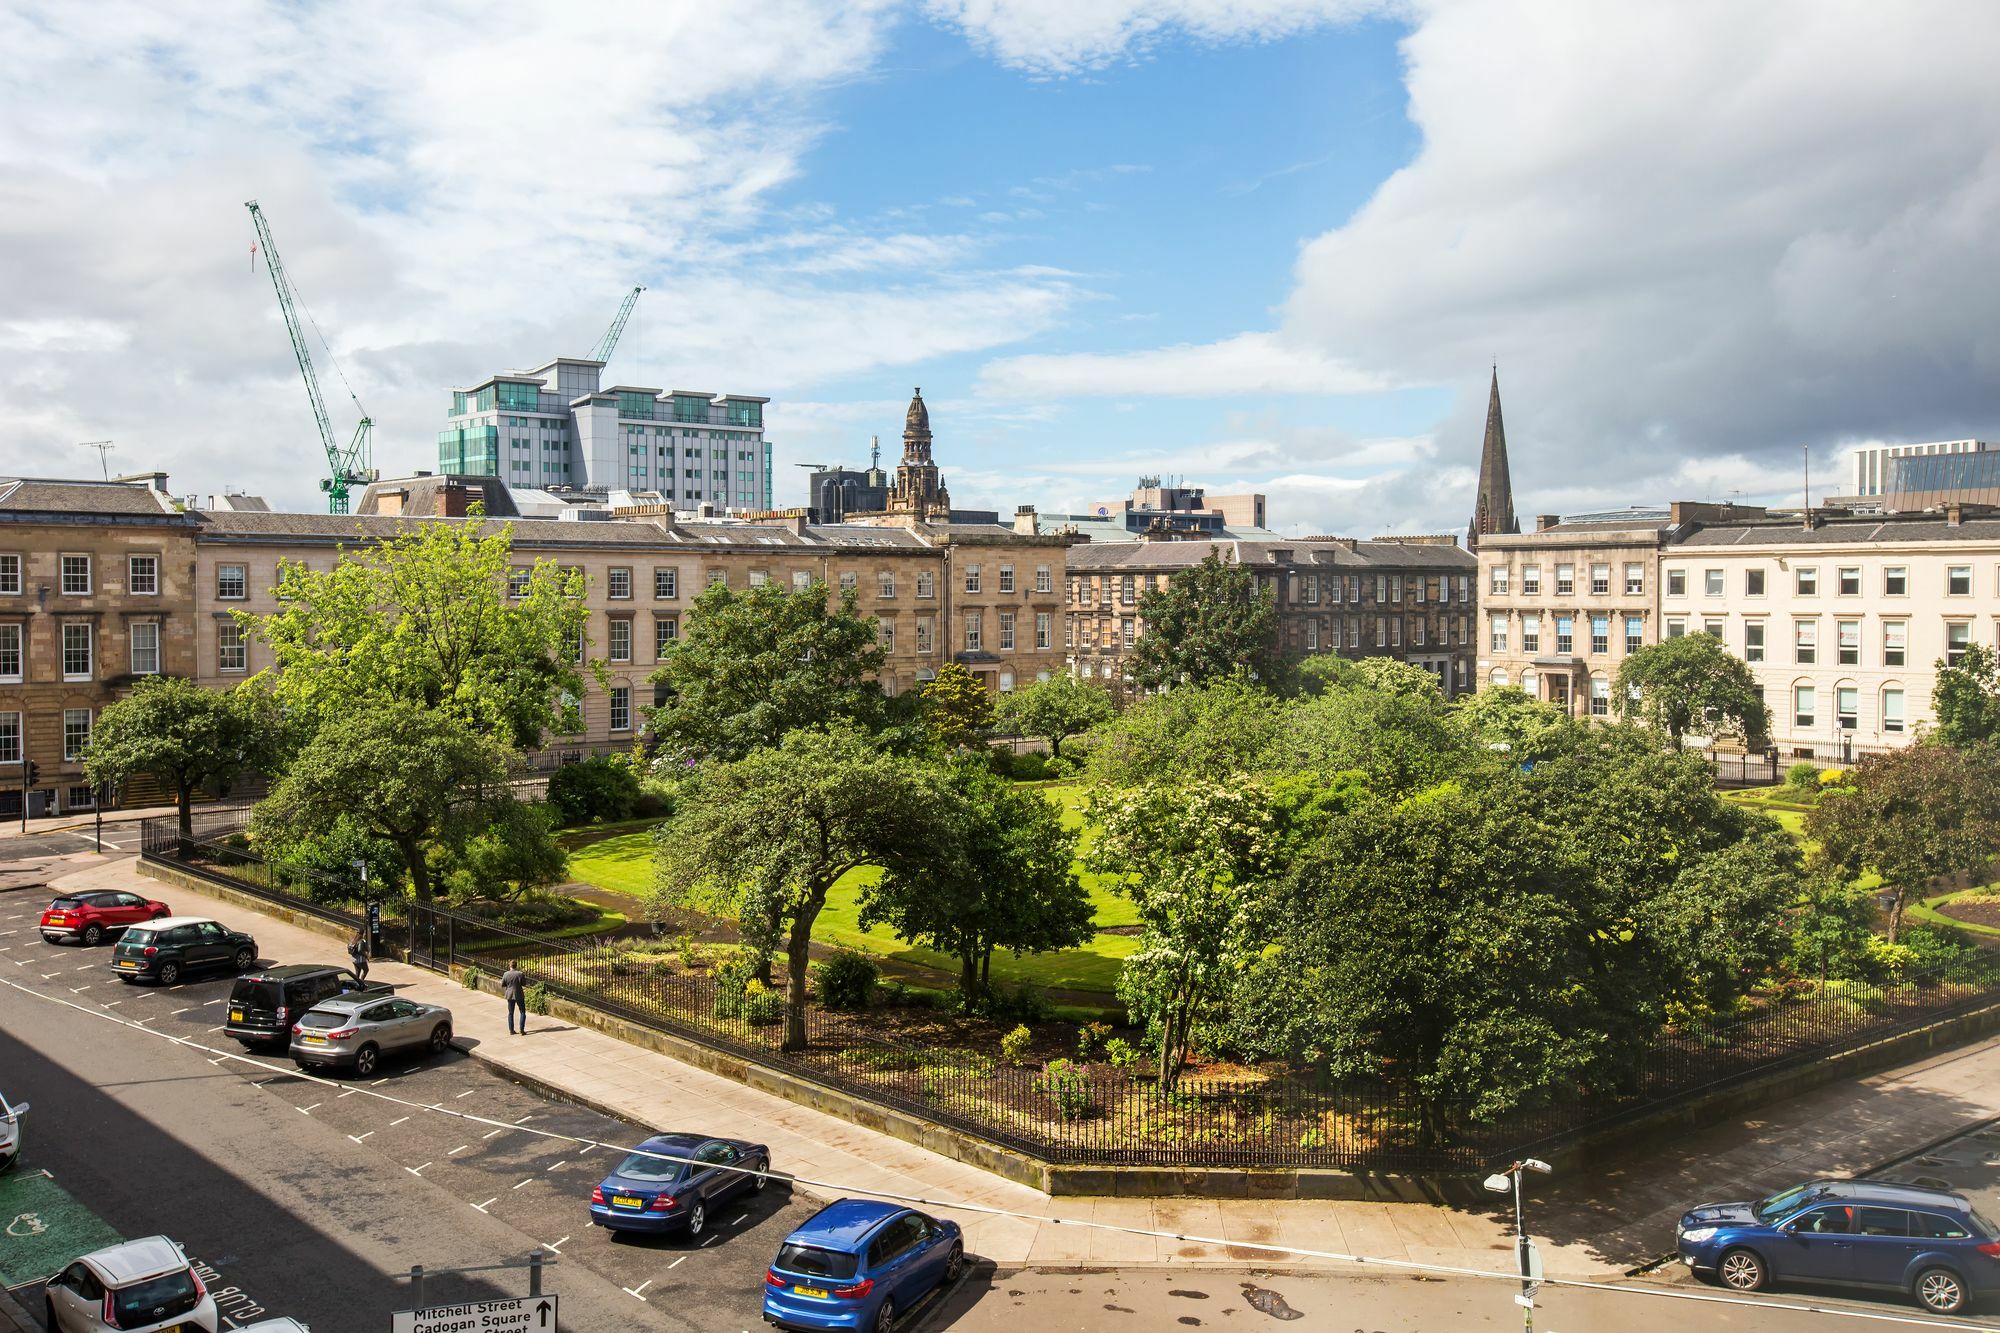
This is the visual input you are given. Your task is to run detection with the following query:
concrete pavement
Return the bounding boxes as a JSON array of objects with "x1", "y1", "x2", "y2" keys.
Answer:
[{"x1": 28, "y1": 850, "x2": 2000, "y2": 1285}]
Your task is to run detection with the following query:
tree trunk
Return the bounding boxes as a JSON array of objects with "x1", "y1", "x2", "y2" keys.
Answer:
[
  {"x1": 1048, "y1": 733, "x2": 1062, "y2": 760},
  {"x1": 979, "y1": 946, "x2": 993, "y2": 988},
  {"x1": 176, "y1": 781, "x2": 195, "y2": 847},
  {"x1": 783, "y1": 900, "x2": 819, "y2": 1053},
  {"x1": 1887, "y1": 889, "x2": 1905, "y2": 945},
  {"x1": 400, "y1": 836, "x2": 433, "y2": 903},
  {"x1": 959, "y1": 952, "x2": 980, "y2": 1000}
]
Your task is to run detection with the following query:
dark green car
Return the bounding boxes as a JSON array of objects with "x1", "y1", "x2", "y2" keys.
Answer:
[{"x1": 109, "y1": 916, "x2": 258, "y2": 985}]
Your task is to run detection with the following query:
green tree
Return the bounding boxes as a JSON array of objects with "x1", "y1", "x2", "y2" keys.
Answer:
[
  {"x1": 918, "y1": 662, "x2": 995, "y2": 751},
  {"x1": 1808, "y1": 743, "x2": 2000, "y2": 942},
  {"x1": 438, "y1": 797, "x2": 568, "y2": 901},
  {"x1": 859, "y1": 761, "x2": 1093, "y2": 999},
  {"x1": 1616, "y1": 632, "x2": 1771, "y2": 749},
  {"x1": 1127, "y1": 550, "x2": 1279, "y2": 692},
  {"x1": 251, "y1": 511, "x2": 589, "y2": 751},
  {"x1": 648, "y1": 727, "x2": 948, "y2": 1050},
  {"x1": 1450, "y1": 685, "x2": 1572, "y2": 763},
  {"x1": 252, "y1": 702, "x2": 507, "y2": 903},
  {"x1": 84, "y1": 678, "x2": 278, "y2": 843},
  {"x1": 993, "y1": 672, "x2": 1116, "y2": 760},
  {"x1": 546, "y1": 754, "x2": 642, "y2": 826},
  {"x1": 1932, "y1": 642, "x2": 2000, "y2": 747},
  {"x1": 1785, "y1": 879, "x2": 1877, "y2": 984},
  {"x1": 1083, "y1": 676, "x2": 1289, "y2": 787},
  {"x1": 647, "y1": 578, "x2": 886, "y2": 760},
  {"x1": 1275, "y1": 671, "x2": 1466, "y2": 793},
  {"x1": 1086, "y1": 780, "x2": 1276, "y2": 1089}
]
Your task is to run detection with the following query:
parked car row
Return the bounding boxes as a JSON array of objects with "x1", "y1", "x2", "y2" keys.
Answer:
[{"x1": 42, "y1": 1234, "x2": 308, "y2": 1333}]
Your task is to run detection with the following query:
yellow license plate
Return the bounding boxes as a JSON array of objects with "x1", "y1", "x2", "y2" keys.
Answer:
[
  {"x1": 229, "y1": 1010, "x2": 244, "y2": 1022},
  {"x1": 302, "y1": 1035, "x2": 326, "y2": 1044},
  {"x1": 116, "y1": 960, "x2": 138, "y2": 968},
  {"x1": 612, "y1": 1194, "x2": 643, "y2": 1208},
  {"x1": 793, "y1": 1286, "x2": 829, "y2": 1299}
]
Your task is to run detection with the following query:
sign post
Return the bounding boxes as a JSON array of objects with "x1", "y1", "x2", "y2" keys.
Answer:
[{"x1": 391, "y1": 1297, "x2": 557, "y2": 1333}]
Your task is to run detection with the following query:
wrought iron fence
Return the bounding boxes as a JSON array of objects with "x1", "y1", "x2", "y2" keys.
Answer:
[{"x1": 141, "y1": 813, "x2": 2000, "y2": 1173}]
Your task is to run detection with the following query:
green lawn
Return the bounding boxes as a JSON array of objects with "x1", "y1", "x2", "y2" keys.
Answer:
[{"x1": 564, "y1": 782, "x2": 1137, "y2": 995}]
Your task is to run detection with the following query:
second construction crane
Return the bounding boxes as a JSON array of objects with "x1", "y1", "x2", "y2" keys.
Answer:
[
  {"x1": 245, "y1": 200, "x2": 374, "y2": 514},
  {"x1": 589, "y1": 286, "x2": 644, "y2": 364}
]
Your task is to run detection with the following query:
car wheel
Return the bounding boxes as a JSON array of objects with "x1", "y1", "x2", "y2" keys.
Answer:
[
  {"x1": 873, "y1": 1296, "x2": 896, "y2": 1333},
  {"x1": 1717, "y1": 1247, "x2": 1766, "y2": 1293},
  {"x1": 353, "y1": 1043, "x2": 380, "y2": 1077},
  {"x1": 157, "y1": 960, "x2": 181, "y2": 985},
  {"x1": 686, "y1": 1200, "x2": 706, "y2": 1240},
  {"x1": 944, "y1": 1241, "x2": 964, "y2": 1283},
  {"x1": 1916, "y1": 1267, "x2": 1968, "y2": 1314},
  {"x1": 234, "y1": 946, "x2": 255, "y2": 971},
  {"x1": 429, "y1": 1023, "x2": 453, "y2": 1054},
  {"x1": 751, "y1": 1157, "x2": 769, "y2": 1192},
  {"x1": 81, "y1": 923, "x2": 103, "y2": 947}
]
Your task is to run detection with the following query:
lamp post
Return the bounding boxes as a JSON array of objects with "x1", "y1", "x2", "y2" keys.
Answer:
[{"x1": 1484, "y1": 1158, "x2": 1552, "y2": 1331}]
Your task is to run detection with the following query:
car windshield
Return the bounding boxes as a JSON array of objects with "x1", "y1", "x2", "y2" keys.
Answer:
[
  {"x1": 113, "y1": 1270, "x2": 198, "y2": 1319},
  {"x1": 296, "y1": 1010, "x2": 348, "y2": 1030},
  {"x1": 232, "y1": 979, "x2": 281, "y2": 1008},
  {"x1": 614, "y1": 1149, "x2": 688, "y2": 1183},
  {"x1": 47, "y1": 898, "x2": 84, "y2": 911},
  {"x1": 1755, "y1": 1184, "x2": 1819, "y2": 1222},
  {"x1": 776, "y1": 1243, "x2": 859, "y2": 1280},
  {"x1": 119, "y1": 928, "x2": 156, "y2": 946}
]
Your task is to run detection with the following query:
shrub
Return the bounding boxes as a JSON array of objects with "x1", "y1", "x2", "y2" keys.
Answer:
[
  {"x1": 1010, "y1": 751, "x2": 1051, "y2": 782},
  {"x1": 742, "y1": 982, "x2": 785, "y2": 1026},
  {"x1": 1034, "y1": 1058, "x2": 1092, "y2": 1120},
  {"x1": 456, "y1": 894, "x2": 599, "y2": 932},
  {"x1": 985, "y1": 746, "x2": 1014, "y2": 778},
  {"x1": 712, "y1": 952, "x2": 760, "y2": 1020},
  {"x1": 1786, "y1": 761, "x2": 1820, "y2": 790},
  {"x1": 1104, "y1": 1037, "x2": 1140, "y2": 1069},
  {"x1": 524, "y1": 981, "x2": 551, "y2": 1015},
  {"x1": 1076, "y1": 1021, "x2": 1112, "y2": 1061},
  {"x1": 814, "y1": 953, "x2": 879, "y2": 1011},
  {"x1": 461, "y1": 964, "x2": 483, "y2": 990},
  {"x1": 1818, "y1": 766, "x2": 1847, "y2": 787},
  {"x1": 999, "y1": 1024, "x2": 1034, "y2": 1065},
  {"x1": 546, "y1": 754, "x2": 643, "y2": 826},
  {"x1": 1044, "y1": 752, "x2": 1081, "y2": 779},
  {"x1": 1898, "y1": 923, "x2": 1999, "y2": 984},
  {"x1": 879, "y1": 980, "x2": 911, "y2": 1008},
  {"x1": 986, "y1": 983, "x2": 1053, "y2": 1026}
]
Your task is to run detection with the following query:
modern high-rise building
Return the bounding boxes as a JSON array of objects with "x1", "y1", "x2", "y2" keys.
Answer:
[
  {"x1": 438, "y1": 356, "x2": 773, "y2": 511},
  {"x1": 1852, "y1": 440, "x2": 1991, "y2": 498}
]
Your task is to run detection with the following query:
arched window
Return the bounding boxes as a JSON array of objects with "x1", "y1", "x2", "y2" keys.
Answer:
[
  {"x1": 1590, "y1": 674, "x2": 1610, "y2": 717},
  {"x1": 1521, "y1": 668, "x2": 1538, "y2": 699},
  {"x1": 1881, "y1": 683, "x2": 1905, "y2": 734},
  {"x1": 1490, "y1": 668, "x2": 1510, "y2": 688}
]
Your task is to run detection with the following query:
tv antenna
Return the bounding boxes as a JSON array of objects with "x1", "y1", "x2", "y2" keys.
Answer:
[{"x1": 77, "y1": 440, "x2": 115, "y2": 480}]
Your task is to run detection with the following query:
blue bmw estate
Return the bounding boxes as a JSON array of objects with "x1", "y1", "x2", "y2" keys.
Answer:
[
  {"x1": 588, "y1": 1132, "x2": 770, "y2": 1238},
  {"x1": 763, "y1": 1198, "x2": 965, "y2": 1332},
  {"x1": 1677, "y1": 1178, "x2": 2000, "y2": 1315}
]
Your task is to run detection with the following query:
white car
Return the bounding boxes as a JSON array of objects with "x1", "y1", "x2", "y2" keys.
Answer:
[
  {"x1": 0, "y1": 1089, "x2": 26, "y2": 1170},
  {"x1": 44, "y1": 1236, "x2": 218, "y2": 1333}
]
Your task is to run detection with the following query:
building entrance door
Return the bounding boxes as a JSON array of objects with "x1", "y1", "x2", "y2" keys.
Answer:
[{"x1": 1547, "y1": 676, "x2": 1572, "y2": 711}]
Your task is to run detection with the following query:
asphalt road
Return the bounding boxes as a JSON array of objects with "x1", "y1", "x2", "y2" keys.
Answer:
[
  {"x1": 1, "y1": 825, "x2": 149, "y2": 861},
  {"x1": 0, "y1": 887, "x2": 823, "y2": 1331}
]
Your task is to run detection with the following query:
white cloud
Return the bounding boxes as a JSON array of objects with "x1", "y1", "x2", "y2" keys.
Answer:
[
  {"x1": 927, "y1": 0, "x2": 1395, "y2": 74},
  {"x1": 979, "y1": 332, "x2": 1395, "y2": 398}
]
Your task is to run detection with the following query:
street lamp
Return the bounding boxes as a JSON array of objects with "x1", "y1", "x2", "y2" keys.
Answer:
[{"x1": 1485, "y1": 1158, "x2": 1552, "y2": 1330}]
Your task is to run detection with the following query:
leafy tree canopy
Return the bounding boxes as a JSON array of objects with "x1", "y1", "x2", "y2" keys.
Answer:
[
  {"x1": 1127, "y1": 550, "x2": 1279, "y2": 692},
  {"x1": 1615, "y1": 632, "x2": 1771, "y2": 750},
  {"x1": 1082, "y1": 675, "x2": 1289, "y2": 787},
  {"x1": 918, "y1": 662, "x2": 995, "y2": 751},
  {"x1": 85, "y1": 677, "x2": 279, "y2": 841},
  {"x1": 1449, "y1": 685, "x2": 1573, "y2": 764},
  {"x1": 994, "y1": 672, "x2": 1117, "y2": 759},
  {"x1": 1932, "y1": 642, "x2": 2000, "y2": 748}
]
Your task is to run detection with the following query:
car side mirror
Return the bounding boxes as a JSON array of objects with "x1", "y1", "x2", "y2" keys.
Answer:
[
  {"x1": 1778, "y1": 1221, "x2": 1798, "y2": 1234},
  {"x1": 9, "y1": 1102, "x2": 25, "y2": 1117}
]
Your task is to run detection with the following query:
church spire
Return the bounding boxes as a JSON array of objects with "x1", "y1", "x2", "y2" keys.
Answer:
[{"x1": 1468, "y1": 367, "x2": 1519, "y2": 550}]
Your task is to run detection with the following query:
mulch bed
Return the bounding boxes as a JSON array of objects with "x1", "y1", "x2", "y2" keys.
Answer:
[{"x1": 1938, "y1": 896, "x2": 2000, "y2": 933}]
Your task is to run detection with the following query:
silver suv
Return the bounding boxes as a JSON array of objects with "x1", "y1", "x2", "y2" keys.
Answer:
[{"x1": 289, "y1": 994, "x2": 454, "y2": 1076}]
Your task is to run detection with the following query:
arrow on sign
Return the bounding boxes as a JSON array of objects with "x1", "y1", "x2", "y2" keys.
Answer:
[{"x1": 537, "y1": 1301, "x2": 552, "y2": 1327}]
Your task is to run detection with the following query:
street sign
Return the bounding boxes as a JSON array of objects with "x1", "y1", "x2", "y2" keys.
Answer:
[{"x1": 392, "y1": 1297, "x2": 557, "y2": 1333}]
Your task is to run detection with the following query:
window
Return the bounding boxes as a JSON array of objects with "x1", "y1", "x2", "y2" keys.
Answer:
[
  {"x1": 1625, "y1": 563, "x2": 1644, "y2": 595},
  {"x1": 1883, "y1": 620, "x2": 1907, "y2": 666},
  {"x1": 879, "y1": 620, "x2": 896, "y2": 653},
  {"x1": 1376, "y1": 617, "x2": 1387, "y2": 648},
  {"x1": 609, "y1": 687, "x2": 631, "y2": 732},
  {"x1": 963, "y1": 615, "x2": 982, "y2": 652},
  {"x1": 792, "y1": 571, "x2": 811, "y2": 592},
  {"x1": 1304, "y1": 573, "x2": 1320, "y2": 605},
  {"x1": 564, "y1": 627, "x2": 584, "y2": 664},
  {"x1": 62, "y1": 622, "x2": 91, "y2": 679},
  {"x1": 0, "y1": 554, "x2": 18, "y2": 595},
  {"x1": 1884, "y1": 566, "x2": 1908, "y2": 596},
  {"x1": 964, "y1": 565, "x2": 982, "y2": 594},
  {"x1": 917, "y1": 571, "x2": 935, "y2": 599},
  {"x1": 130, "y1": 621, "x2": 159, "y2": 675},
  {"x1": 1837, "y1": 620, "x2": 1859, "y2": 666},
  {"x1": 706, "y1": 570, "x2": 726, "y2": 588},
  {"x1": 838, "y1": 571, "x2": 857, "y2": 595},
  {"x1": 128, "y1": 554, "x2": 159, "y2": 596},
  {"x1": 1590, "y1": 675, "x2": 1610, "y2": 717},
  {"x1": 1626, "y1": 616, "x2": 1644, "y2": 654},
  {"x1": 63, "y1": 708, "x2": 91, "y2": 761},
  {"x1": 1555, "y1": 615, "x2": 1574, "y2": 655},
  {"x1": 1412, "y1": 619, "x2": 1425, "y2": 646},
  {"x1": 1883, "y1": 688, "x2": 1905, "y2": 734},
  {"x1": 1744, "y1": 621, "x2": 1766, "y2": 663},
  {"x1": 1521, "y1": 565, "x2": 1541, "y2": 595},
  {"x1": 749, "y1": 571, "x2": 769, "y2": 588},
  {"x1": 1796, "y1": 567, "x2": 1818, "y2": 596},
  {"x1": 1949, "y1": 565, "x2": 1972, "y2": 596},
  {"x1": 217, "y1": 563, "x2": 248, "y2": 600},
  {"x1": 999, "y1": 611, "x2": 1016, "y2": 650},
  {"x1": 608, "y1": 619, "x2": 631, "y2": 663},
  {"x1": 0, "y1": 712, "x2": 17, "y2": 764},
  {"x1": 1591, "y1": 564, "x2": 1611, "y2": 595},
  {"x1": 1703, "y1": 618, "x2": 1723, "y2": 639},
  {"x1": 655, "y1": 618, "x2": 678, "y2": 654},
  {"x1": 1122, "y1": 617, "x2": 1137, "y2": 648},
  {"x1": 1837, "y1": 567, "x2": 1860, "y2": 596},
  {"x1": 1026, "y1": 612, "x2": 1045, "y2": 649},
  {"x1": 0, "y1": 624, "x2": 18, "y2": 681},
  {"x1": 1947, "y1": 621, "x2": 1971, "y2": 666},
  {"x1": 999, "y1": 565, "x2": 1015, "y2": 594},
  {"x1": 1745, "y1": 568, "x2": 1765, "y2": 596},
  {"x1": 1490, "y1": 567, "x2": 1510, "y2": 595},
  {"x1": 1347, "y1": 619, "x2": 1360, "y2": 648},
  {"x1": 653, "y1": 568, "x2": 678, "y2": 600},
  {"x1": 218, "y1": 621, "x2": 246, "y2": 672},
  {"x1": 1390, "y1": 617, "x2": 1403, "y2": 647},
  {"x1": 1591, "y1": 615, "x2": 1610, "y2": 655},
  {"x1": 1064, "y1": 616, "x2": 1075, "y2": 649},
  {"x1": 1667, "y1": 568, "x2": 1686, "y2": 597},
  {"x1": 1794, "y1": 619, "x2": 1817, "y2": 664},
  {"x1": 1490, "y1": 615, "x2": 1509, "y2": 652},
  {"x1": 1521, "y1": 615, "x2": 1540, "y2": 652},
  {"x1": 1795, "y1": 685, "x2": 1816, "y2": 729},
  {"x1": 1666, "y1": 617, "x2": 1687, "y2": 639},
  {"x1": 1035, "y1": 565, "x2": 1051, "y2": 594},
  {"x1": 61, "y1": 555, "x2": 90, "y2": 595},
  {"x1": 1703, "y1": 569, "x2": 1723, "y2": 597},
  {"x1": 878, "y1": 572, "x2": 897, "y2": 598},
  {"x1": 1119, "y1": 574, "x2": 1136, "y2": 606},
  {"x1": 1837, "y1": 686, "x2": 1858, "y2": 730}
]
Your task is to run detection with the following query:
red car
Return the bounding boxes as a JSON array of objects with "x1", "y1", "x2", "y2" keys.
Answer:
[{"x1": 40, "y1": 891, "x2": 172, "y2": 947}]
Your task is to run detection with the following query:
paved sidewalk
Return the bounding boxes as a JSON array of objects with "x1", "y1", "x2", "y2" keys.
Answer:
[{"x1": 35, "y1": 853, "x2": 2000, "y2": 1281}]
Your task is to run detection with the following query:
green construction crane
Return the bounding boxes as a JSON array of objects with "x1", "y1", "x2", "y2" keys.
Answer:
[
  {"x1": 588, "y1": 285, "x2": 645, "y2": 364},
  {"x1": 245, "y1": 200, "x2": 373, "y2": 514}
]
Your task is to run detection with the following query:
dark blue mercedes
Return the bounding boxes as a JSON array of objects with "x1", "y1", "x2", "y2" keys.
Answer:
[
  {"x1": 1677, "y1": 1178, "x2": 2000, "y2": 1315},
  {"x1": 588, "y1": 1132, "x2": 771, "y2": 1239}
]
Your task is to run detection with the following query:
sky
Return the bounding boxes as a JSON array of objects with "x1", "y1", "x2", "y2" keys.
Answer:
[{"x1": 3, "y1": 1, "x2": 1998, "y2": 537}]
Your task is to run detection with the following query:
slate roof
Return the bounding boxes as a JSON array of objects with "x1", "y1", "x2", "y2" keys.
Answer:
[
  {"x1": 1675, "y1": 516, "x2": 2000, "y2": 547},
  {"x1": 192, "y1": 510, "x2": 949, "y2": 554},
  {"x1": 0, "y1": 478, "x2": 184, "y2": 518},
  {"x1": 1068, "y1": 538, "x2": 1473, "y2": 571}
]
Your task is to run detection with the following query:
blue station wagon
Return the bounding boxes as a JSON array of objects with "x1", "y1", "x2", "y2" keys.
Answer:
[
  {"x1": 589, "y1": 1133, "x2": 770, "y2": 1238},
  {"x1": 1677, "y1": 1178, "x2": 2000, "y2": 1314},
  {"x1": 763, "y1": 1198, "x2": 964, "y2": 1332}
]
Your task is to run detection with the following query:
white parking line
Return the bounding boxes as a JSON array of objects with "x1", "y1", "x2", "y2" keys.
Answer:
[
  {"x1": 545, "y1": 1236, "x2": 570, "y2": 1253},
  {"x1": 456, "y1": 1090, "x2": 476, "y2": 1099},
  {"x1": 172, "y1": 1007, "x2": 194, "y2": 1015},
  {"x1": 68, "y1": 986, "x2": 89, "y2": 993},
  {"x1": 482, "y1": 1128, "x2": 505, "y2": 1139},
  {"x1": 406, "y1": 1162, "x2": 433, "y2": 1176},
  {"x1": 667, "y1": 1256, "x2": 685, "y2": 1270},
  {"x1": 448, "y1": 1144, "x2": 469, "y2": 1155},
  {"x1": 348, "y1": 1131, "x2": 374, "y2": 1143},
  {"x1": 730, "y1": 1213, "x2": 747, "y2": 1225},
  {"x1": 370, "y1": 1078, "x2": 391, "y2": 1087},
  {"x1": 472, "y1": 1196, "x2": 498, "y2": 1212},
  {"x1": 104, "y1": 1000, "x2": 121, "y2": 1007},
  {"x1": 545, "y1": 1161, "x2": 566, "y2": 1172},
  {"x1": 511, "y1": 1178, "x2": 533, "y2": 1190},
  {"x1": 515, "y1": 1115, "x2": 534, "y2": 1124},
  {"x1": 203, "y1": 997, "x2": 226, "y2": 1006},
  {"x1": 297, "y1": 1103, "x2": 320, "y2": 1114},
  {"x1": 390, "y1": 1116, "x2": 409, "y2": 1126},
  {"x1": 624, "y1": 1280, "x2": 652, "y2": 1301},
  {"x1": 72, "y1": 965, "x2": 94, "y2": 972},
  {"x1": 41, "y1": 972, "x2": 62, "y2": 979},
  {"x1": 700, "y1": 1234, "x2": 718, "y2": 1247}
]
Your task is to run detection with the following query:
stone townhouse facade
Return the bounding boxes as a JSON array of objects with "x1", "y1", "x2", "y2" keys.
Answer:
[
  {"x1": 1064, "y1": 536, "x2": 1478, "y2": 696},
  {"x1": 0, "y1": 477, "x2": 200, "y2": 818}
]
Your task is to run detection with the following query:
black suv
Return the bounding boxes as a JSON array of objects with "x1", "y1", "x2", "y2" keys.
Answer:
[
  {"x1": 108, "y1": 917, "x2": 258, "y2": 985},
  {"x1": 226, "y1": 964, "x2": 391, "y2": 1046}
]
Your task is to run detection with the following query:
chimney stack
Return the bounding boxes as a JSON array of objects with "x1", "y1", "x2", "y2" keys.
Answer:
[
  {"x1": 1013, "y1": 505, "x2": 1039, "y2": 536},
  {"x1": 1536, "y1": 514, "x2": 1560, "y2": 532}
]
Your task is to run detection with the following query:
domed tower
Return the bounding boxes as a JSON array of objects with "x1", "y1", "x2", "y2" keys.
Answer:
[{"x1": 889, "y1": 387, "x2": 952, "y2": 518}]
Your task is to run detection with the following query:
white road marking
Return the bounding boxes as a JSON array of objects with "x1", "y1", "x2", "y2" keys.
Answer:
[
  {"x1": 624, "y1": 1280, "x2": 652, "y2": 1300},
  {"x1": 173, "y1": 1007, "x2": 194, "y2": 1015},
  {"x1": 545, "y1": 1236, "x2": 570, "y2": 1252},
  {"x1": 104, "y1": 1000, "x2": 121, "y2": 1007},
  {"x1": 516, "y1": 1115, "x2": 534, "y2": 1123},
  {"x1": 338, "y1": 1090, "x2": 357, "y2": 1099},
  {"x1": 203, "y1": 997, "x2": 226, "y2": 1006},
  {"x1": 370, "y1": 1078, "x2": 390, "y2": 1086},
  {"x1": 68, "y1": 986, "x2": 89, "y2": 993},
  {"x1": 545, "y1": 1161, "x2": 566, "y2": 1172},
  {"x1": 700, "y1": 1234, "x2": 718, "y2": 1247},
  {"x1": 407, "y1": 1162, "x2": 433, "y2": 1176},
  {"x1": 348, "y1": 1131, "x2": 374, "y2": 1143},
  {"x1": 448, "y1": 1144, "x2": 469, "y2": 1155},
  {"x1": 297, "y1": 1103, "x2": 320, "y2": 1114},
  {"x1": 511, "y1": 1178, "x2": 533, "y2": 1190},
  {"x1": 472, "y1": 1196, "x2": 498, "y2": 1211},
  {"x1": 456, "y1": 1090, "x2": 476, "y2": 1099},
  {"x1": 731, "y1": 1213, "x2": 747, "y2": 1225},
  {"x1": 41, "y1": 972, "x2": 62, "y2": 979},
  {"x1": 667, "y1": 1256, "x2": 685, "y2": 1270},
  {"x1": 73, "y1": 964, "x2": 94, "y2": 972},
  {"x1": 482, "y1": 1128, "x2": 505, "y2": 1139},
  {"x1": 390, "y1": 1115, "x2": 409, "y2": 1126}
]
